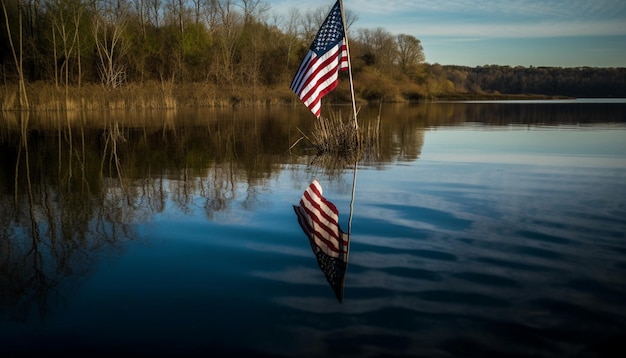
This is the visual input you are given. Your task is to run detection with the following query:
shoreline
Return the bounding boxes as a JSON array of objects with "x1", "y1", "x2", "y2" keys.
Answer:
[{"x1": 0, "y1": 82, "x2": 602, "y2": 112}]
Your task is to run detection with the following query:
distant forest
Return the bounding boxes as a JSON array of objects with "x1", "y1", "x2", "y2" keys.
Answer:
[
  {"x1": 1, "y1": 0, "x2": 624, "y2": 110},
  {"x1": 437, "y1": 65, "x2": 626, "y2": 99}
]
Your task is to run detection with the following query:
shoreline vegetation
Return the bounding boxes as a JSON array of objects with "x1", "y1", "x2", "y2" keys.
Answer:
[
  {"x1": 0, "y1": 81, "x2": 576, "y2": 112},
  {"x1": 3, "y1": 2, "x2": 624, "y2": 113}
]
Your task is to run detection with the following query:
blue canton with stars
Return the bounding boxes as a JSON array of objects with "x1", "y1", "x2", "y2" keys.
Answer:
[{"x1": 310, "y1": 1, "x2": 344, "y2": 56}]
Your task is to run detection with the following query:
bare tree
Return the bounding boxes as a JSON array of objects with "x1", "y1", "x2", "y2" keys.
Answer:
[
  {"x1": 91, "y1": 0, "x2": 131, "y2": 88},
  {"x1": 147, "y1": 0, "x2": 160, "y2": 27},
  {"x1": 357, "y1": 27, "x2": 398, "y2": 73},
  {"x1": 237, "y1": 0, "x2": 270, "y2": 92},
  {"x1": 130, "y1": 0, "x2": 147, "y2": 38},
  {"x1": 278, "y1": 8, "x2": 300, "y2": 68},
  {"x1": 301, "y1": 3, "x2": 357, "y2": 44},
  {"x1": 213, "y1": 0, "x2": 242, "y2": 85},
  {"x1": 46, "y1": 0, "x2": 84, "y2": 94},
  {"x1": 190, "y1": 0, "x2": 202, "y2": 24},
  {"x1": 1, "y1": 0, "x2": 29, "y2": 108},
  {"x1": 164, "y1": 0, "x2": 185, "y2": 35},
  {"x1": 239, "y1": 0, "x2": 268, "y2": 24},
  {"x1": 396, "y1": 33, "x2": 424, "y2": 74}
]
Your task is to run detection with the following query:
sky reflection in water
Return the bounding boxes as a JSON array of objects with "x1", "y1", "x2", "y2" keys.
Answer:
[{"x1": 1, "y1": 103, "x2": 625, "y2": 357}]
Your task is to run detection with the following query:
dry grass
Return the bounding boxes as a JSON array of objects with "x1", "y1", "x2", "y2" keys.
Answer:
[
  {"x1": 291, "y1": 108, "x2": 381, "y2": 163},
  {"x1": 309, "y1": 111, "x2": 361, "y2": 155},
  {"x1": 0, "y1": 82, "x2": 297, "y2": 111},
  {"x1": 1, "y1": 88, "x2": 17, "y2": 110}
]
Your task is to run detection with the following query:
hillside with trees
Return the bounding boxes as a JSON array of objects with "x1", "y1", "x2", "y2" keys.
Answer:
[
  {"x1": 1, "y1": 0, "x2": 624, "y2": 110},
  {"x1": 438, "y1": 65, "x2": 626, "y2": 99}
]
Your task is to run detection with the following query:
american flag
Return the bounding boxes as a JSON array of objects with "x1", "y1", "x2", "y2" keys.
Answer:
[
  {"x1": 293, "y1": 179, "x2": 350, "y2": 302},
  {"x1": 290, "y1": 1, "x2": 349, "y2": 118}
]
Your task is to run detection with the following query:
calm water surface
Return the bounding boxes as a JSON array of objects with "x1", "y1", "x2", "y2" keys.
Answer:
[{"x1": 1, "y1": 101, "x2": 625, "y2": 357}]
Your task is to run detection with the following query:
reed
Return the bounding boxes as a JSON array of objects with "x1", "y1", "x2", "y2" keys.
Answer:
[
  {"x1": 311, "y1": 111, "x2": 360, "y2": 155},
  {"x1": 0, "y1": 82, "x2": 298, "y2": 111},
  {"x1": 292, "y1": 108, "x2": 380, "y2": 160},
  {"x1": 1, "y1": 87, "x2": 17, "y2": 110}
]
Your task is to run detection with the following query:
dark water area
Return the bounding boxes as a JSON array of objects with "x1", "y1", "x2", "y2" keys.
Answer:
[{"x1": 1, "y1": 100, "x2": 626, "y2": 357}]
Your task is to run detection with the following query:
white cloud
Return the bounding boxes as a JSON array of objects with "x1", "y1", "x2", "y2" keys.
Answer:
[
  {"x1": 269, "y1": 0, "x2": 624, "y2": 17},
  {"x1": 376, "y1": 19, "x2": 626, "y2": 38},
  {"x1": 268, "y1": 0, "x2": 626, "y2": 37},
  {"x1": 266, "y1": 0, "x2": 626, "y2": 66}
]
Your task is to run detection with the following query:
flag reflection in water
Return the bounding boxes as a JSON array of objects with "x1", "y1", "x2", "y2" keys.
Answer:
[{"x1": 293, "y1": 179, "x2": 350, "y2": 303}]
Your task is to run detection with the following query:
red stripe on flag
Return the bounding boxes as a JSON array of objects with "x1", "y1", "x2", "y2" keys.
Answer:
[
  {"x1": 294, "y1": 180, "x2": 349, "y2": 258},
  {"x1": 296, "y1": 48, "x2": 343, "y2": 117},
  {"x1": 290, "y1": 1, "x2": 349, "y2": 118},
  {"x1": 301, "y1": 188, "x2": 342, "y2": 252}
]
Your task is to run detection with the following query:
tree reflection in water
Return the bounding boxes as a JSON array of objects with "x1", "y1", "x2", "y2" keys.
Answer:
[
  {"x1": 0, "y1": 101, "x2": 623, "y2": 358},
  {"x1": 6, "y1": 101, "x2": 603, "y2": 320},
  {"x1": 0, "y1": 112, "x2": 138, "y2": 322},
  {"x1": 0, "y1": 108, "x2": 322, "y2": 322},
  {"x1": 9, "y1": 103, "x2": 529, "y2": 321}
]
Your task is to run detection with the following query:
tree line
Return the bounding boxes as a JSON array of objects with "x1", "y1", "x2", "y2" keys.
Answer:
[
  {"x1": 1, "y1": 0, "x2": 624, "y2": 110},
  {"x1": 1, "y1": 1, "x2": 425, "y2": 88},
  {"x1": 438, "y1": 65, "x2": 626, "y2": 98}
]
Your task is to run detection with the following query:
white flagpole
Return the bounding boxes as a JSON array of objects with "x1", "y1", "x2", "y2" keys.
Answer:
[
  {"x1": 338, "y1": 0, "x2": 359, "y2": 133},
  {"x1": 347, "y1": 154, "x2": 358, "y2": 236},
  {"x1": 339, "y1": 0, "x2": 358, "y2": 237},
  {"x1": 339, "y1": 1, "x2": 359, "y2": 302},
  {"x1": 337, "y1": 0, "x2": 358, "y2": 240}
]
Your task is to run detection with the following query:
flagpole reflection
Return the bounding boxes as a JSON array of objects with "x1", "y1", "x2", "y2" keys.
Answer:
[
  {"x1": 290, "y1": 0, "x2": 360, "y2": 303},
  {"x1": 343, "y1": 156, "x2": 358, "y2": 296}
]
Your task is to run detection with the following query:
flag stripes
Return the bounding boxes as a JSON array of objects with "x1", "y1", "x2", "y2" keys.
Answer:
[
  {"x1": 290, "y1": 1, "x2": 349, "y2": 118},
  {"x1": 293, "y1": 179, "x2": 350, "y2": 302},
  {"x1": 290, "y1": 41, "x2": 348, "y2": 118},
  {"x1": 294, "y1": 180, "x2": 349, "y2": 259}
]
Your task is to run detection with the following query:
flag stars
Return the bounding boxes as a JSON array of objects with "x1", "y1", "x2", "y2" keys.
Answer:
[
  {"x1": 311, "y1": 6, "x2": 343, "y2": 53},
  {"x1": 290, "y1": 1, "x2": 348, "y2": 118}
]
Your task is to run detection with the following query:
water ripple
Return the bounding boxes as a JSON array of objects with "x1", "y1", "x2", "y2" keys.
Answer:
[{"x1": 451, "y1": 271, "x2": 521, "y2": 288}]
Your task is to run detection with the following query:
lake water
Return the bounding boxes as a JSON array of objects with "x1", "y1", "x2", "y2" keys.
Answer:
[{"x1": 1, "y1": 100, "x2": 625, "y2": 357}]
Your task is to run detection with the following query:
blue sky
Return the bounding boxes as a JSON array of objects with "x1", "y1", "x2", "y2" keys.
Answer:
[{"x1": 267, "y1": 0, "x2": 626, "y2": 67}]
